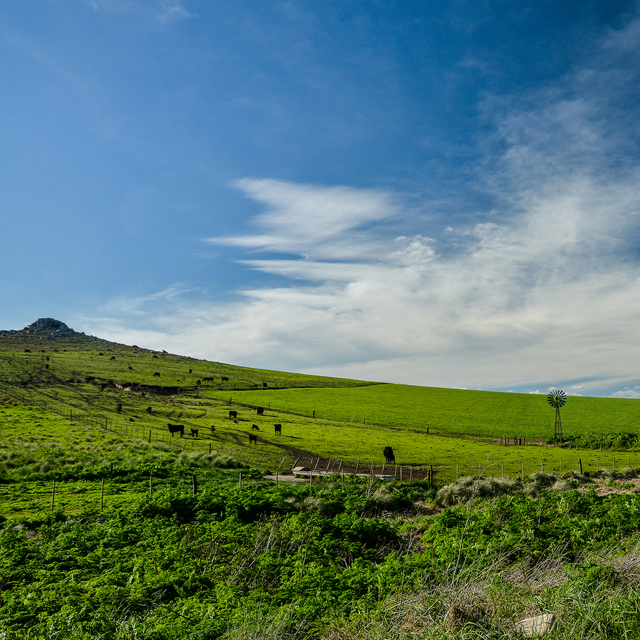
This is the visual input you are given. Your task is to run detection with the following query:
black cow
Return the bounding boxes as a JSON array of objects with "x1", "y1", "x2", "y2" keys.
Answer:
[
  {"x1": 249, "y1": 434, "x2": 258, "y2": 444},
  {"x1": 251, "y1": 424, "x2": 260, "y2": 431},
  {"x1": 188, "y1": 369, "x2": 192, "y2": 373},
  {"x1": 24, "y1": 349, "x2": 31, "y2": 353},
  {"x1": 262, "y1": 382, "x2": 268, "y2": 388},
  {"x1": 190, "y1": 428, "x2": 199, "y2": 437},
  {"x1": 229, "y1": 410, "x2": 237, "y2": 419},
  {"x1": 383, "y1": 446, "x2": 395, "y2": 464},
  {"x1": 153, "y1": 372, "x2": 160, "y2": 377},
  {"x1": 222, "y1": 376, "x2": 229, "y2": 382},
  {"x1": 110, "y1": 356, "x2": 116, "y2": 360},
  {"x1": 203, "y1": 376, "x2": 214, "y2": 382},
  {"x1": 274, "y1": 424, "x2": 282, "y2": 436},
  {"x1": 256, "y1": 407, "x2": 264, "y2": 415},
  {"x1": 167, "y1": 423, "x2": 185, "y2": 437}
]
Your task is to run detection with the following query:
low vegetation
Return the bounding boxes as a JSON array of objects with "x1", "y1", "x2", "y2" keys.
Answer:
[{"x1": 3, "y1": 323, "x2": 640, "y2": 637}]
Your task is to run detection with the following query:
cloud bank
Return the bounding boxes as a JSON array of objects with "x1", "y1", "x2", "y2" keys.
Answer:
[{"x1": 79, "y1": 18, "x2": 640, "y2": 395}]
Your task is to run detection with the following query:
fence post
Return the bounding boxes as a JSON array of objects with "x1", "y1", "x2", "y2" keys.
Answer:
[
  {"x1": 579, "y1": 459, "x2": 583, "y2": 474},
  {"x1": 192, "y1": 474, "x2": 198, "y2": 496}
]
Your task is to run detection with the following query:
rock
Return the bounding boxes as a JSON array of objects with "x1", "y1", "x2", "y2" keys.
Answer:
[{"x1": 515, "y1": 614, "x2": 556, "y2": 637}]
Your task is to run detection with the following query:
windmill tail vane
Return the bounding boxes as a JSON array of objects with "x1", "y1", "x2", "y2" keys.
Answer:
[{"x1": 548, "y1": 389, "x2": 567, "y2": 440}]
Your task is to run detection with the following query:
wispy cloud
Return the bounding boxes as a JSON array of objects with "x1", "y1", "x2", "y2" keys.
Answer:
[
  {"x1": 84, "y1": 0, "x2": 195, "y2": 25},
  {"x1": 79, "y1": 16, "x2": 640, "y2": 396}
]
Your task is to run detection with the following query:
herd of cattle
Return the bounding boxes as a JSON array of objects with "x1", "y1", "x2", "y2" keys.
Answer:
[
  {"x1": 117, "y1": 402, "x2": 395, "y2": 463},
  {"x1": 163, "y1": 407, "x2": 283, "y2": 444}
]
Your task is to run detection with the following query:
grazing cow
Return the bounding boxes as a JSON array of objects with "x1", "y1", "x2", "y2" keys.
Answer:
[
  {"x1": 167, "y1": 423, "x2": 185, "y2": 437},
  {"x1": 188, "y1": 369, "x2": 192, "y2": 373},
  {"x1": 153, "y1": 372, "x2": 160, "y2": 377},
  {"x1": 110, "y1": 356, "x2": 116, "y2": 360},
  {"x1": 256, "y1": 407, "x2": 264, "y2": 415},
  {"x1": 24, "y1": 349, "x2": 31, "y2": 353},
  {"x1": 249, "y1": 434, "x2": 258, "y2": 444},
  {"x1": 251, "y1": 424, "x2": 260, "y2": 431},
  {"x1": 190, "y1": 428, "x2": 199, "y2": 437},
  {"x1": 229, "y1": 410, "x2": 238, "y2": 419},
  {"x1": 274, "y1": 424, "x2": 282, "y2": 436},
  {"x1": 146, "y1": 407, "x2": 153, "y2": 414},
  {"x1": 203, "y1": 376, "x2": 214, "y2": 382},
  {"x1": 116, "y1": 403, "x2": 122, "y2": 414},
  {"x1": 263, "y1": 382, "x2": 268, "y2": 388},
  {"x1": 222, "y1": 376, "x2": 229, "y2": 382},
  {"x1": 99, "y1": 352, "x2": 104, "y2": 356},
  {"x1": 383, "y1": 446, "x2": 395, "y2": 464},
  {"x1": 210, "y1": 426, "x2": 215, "y2": 434},
  {"x1": 196, "y1": 380, "x2": 201, "y2": 386},
  {"x1": 128, "y1": 366, "x2": 133, "y2": 370}
]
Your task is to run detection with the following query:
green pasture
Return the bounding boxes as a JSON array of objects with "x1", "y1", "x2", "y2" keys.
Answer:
[
  {"x1": 207, "y1": 384, "x2": 640, "y2": 438},
  {"x1": 1, "y1": 400, "x2": 635, "y2": 504}
]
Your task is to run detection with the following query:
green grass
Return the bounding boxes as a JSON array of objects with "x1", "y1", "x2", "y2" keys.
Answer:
[
  {"x1": 2, "y1": 330, "x2": 640, "y2": 491},
  {"x1": 207, "y1": 384, "x2": 640, "y2": 439}
]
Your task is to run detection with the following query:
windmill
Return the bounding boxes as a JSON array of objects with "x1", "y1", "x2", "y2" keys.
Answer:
[{"x1": 547, "y1": 389, "x2": 567, "y2": 440}]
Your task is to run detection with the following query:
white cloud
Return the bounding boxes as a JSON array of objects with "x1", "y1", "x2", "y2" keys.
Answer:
[
  {"x1": 79, "y1": 17, "x2": 640, "y2": 394},
  {"x1": 611, "y1": 390, "x2": 640, "y2": 399}
]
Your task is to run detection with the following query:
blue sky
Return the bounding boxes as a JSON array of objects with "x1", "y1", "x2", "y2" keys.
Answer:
[{"x1": 3, "y1": 0, "x2": 640, "y2": 397}]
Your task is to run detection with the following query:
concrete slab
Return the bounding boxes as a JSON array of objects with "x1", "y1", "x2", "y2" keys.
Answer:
[{"x1": 514, "y1": 614, "x2": 556, "y2": 637}]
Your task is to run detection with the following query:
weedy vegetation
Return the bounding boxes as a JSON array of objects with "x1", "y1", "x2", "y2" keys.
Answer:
[{"x1": 3, "y1": 326, "x2": 640, "y2": 638}]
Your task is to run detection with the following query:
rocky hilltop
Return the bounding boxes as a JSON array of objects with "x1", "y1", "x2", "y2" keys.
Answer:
[{"x1": 0, "y1": 317, "x2": 97, "y2": 341}]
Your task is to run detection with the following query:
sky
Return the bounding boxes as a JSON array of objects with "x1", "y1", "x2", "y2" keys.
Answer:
[{"x1": 3, "y1": 0, "x2": 640, "y2": 397}]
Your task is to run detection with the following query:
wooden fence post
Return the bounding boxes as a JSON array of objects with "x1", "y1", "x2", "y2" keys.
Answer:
[
  {"x1": 579, "y1": 459, "x2": 583, "y2": 474},
  {"x1": 192, "y1": 474, "x2": 198, "y2": 496}
]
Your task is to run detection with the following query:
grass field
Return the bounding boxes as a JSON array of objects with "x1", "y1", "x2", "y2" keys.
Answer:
[
  {"x1": 207, "y1": 384, "x2": 640, "y2": 438},
  {"x1": 1, "y1": 327, "x2": 640, "y2": 495}
]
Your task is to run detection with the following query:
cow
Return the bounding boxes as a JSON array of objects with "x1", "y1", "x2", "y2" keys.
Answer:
[
  {"x1": 146, "y1": 407, "x2": 153, "y2": 414},
  {"x1": 251, "y1": 424, "x2": 260, "y2": 431},
  {"x1": 190, "y1": 428, "x2": 199, "y2": 438},
  {"x1": 222, "y1": 376, "x2": 229, "y2": 382},
  {"x1": 274, "y1": 424, "x2": 282, "y2": 436},
  {"x1": 188, "y1": 369, "x2": 192, "y2": 373},
  {"x1": 196, "y1": 380, "x2": 201, "y2": 386},
  {"x1": 203, "y1": 376, "x2": 214, "y2": 382},
  {"x1": 128, "y1": 366, "x2": 133, "y2": 370},
  {"x1": 249, "y1": 434, "x2": 258, "y2": 444},
  {"x1": 256, "y1": 407, "x2": 264, "y2": 415},
  {"x1": 210, "y1": 426, "x2": 215, "y2": 434},
  {"x1": 98, "y1": 352, "x2": 104, "y2": 356},
  {"x1": 46, "y1": 356, "x2": 49, "y2": 361},
  {"x1": 116, "y1": 403, "x2": 122, "y2": 414},
  {"x1": 167, "y1": 423, "x2": 185, "y2": 437},
  {"x1": 24, "y1": 349, "x2": 31, "y2": 353},
  {"x1": 110, "y1": 356, "x2": 116, "y2": 360},
  {"x1": 153, "y1": 372, "x2": 160, "y2": 377},
  {"x1": 229, "y1": 410, "x2": 238, "y2": 419},
  {"x1": 383, "y1": 446, "x2": 395, "y2": 464},
  {"x1": 262, "y1": 382, "x2": 268, "y2": 388}
]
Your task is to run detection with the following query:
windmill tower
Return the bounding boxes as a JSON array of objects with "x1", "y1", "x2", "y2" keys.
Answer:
[{"x1": 547, "y1": 389, "x2": 567, "y2": 440}]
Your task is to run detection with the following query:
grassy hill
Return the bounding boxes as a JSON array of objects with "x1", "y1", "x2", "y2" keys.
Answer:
[
  {"x1": 4, "y1": 321, "x2": 640, "y2": 638},
  {"x1": 1, "y1": 318, "x2": 640, "y2": 485}
]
